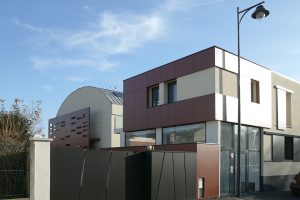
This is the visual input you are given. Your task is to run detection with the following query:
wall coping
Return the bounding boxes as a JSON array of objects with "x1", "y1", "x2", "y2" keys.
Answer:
[{"x1": 30, "y1": 137, "x2": 53, "y2": 142}]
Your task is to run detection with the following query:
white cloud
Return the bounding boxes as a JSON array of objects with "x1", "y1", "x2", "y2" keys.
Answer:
[
  {"x1": 13, "y1": 0, "x2": 224, "y2": 80},
  {"x1": 66, "y1": 76, "x2": 90, "y2": 82},
  {"x1": 41, "y1": 85, "x2": 53, "y2": 91}
]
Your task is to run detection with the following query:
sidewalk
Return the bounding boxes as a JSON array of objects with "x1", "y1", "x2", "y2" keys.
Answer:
[{"x1": 215, "y1": 191, "x2": 299, "y2": 200}]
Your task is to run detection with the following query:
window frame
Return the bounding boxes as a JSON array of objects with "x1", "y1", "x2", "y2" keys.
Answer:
[
  {"x1": 251, "y1": 79, "x2": 260, "y2": 104},
  {"x1": 148, "y1": 85, "x2": 159, "y2": 107},
  {"x1": 167, "y1": 80, "x2": 177, "y2": 104}
]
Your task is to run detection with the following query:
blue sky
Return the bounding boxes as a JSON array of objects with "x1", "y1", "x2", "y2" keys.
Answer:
[{"x1": 1, "y1": 0, "x2": 300, "y2": 135}]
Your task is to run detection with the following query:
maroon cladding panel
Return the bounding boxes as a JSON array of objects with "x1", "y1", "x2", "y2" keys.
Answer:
[
  {"x1": 197, "y1": 144, "x2": 220, "y2": 199},
  {"x1": 175, "y1": 55, "x2": 194, "y2": 77},
  {"x1": 160, "y1": 103, "x2": 176, "y2": 127},
  {"x1": 145, "y1": 106, "x2": 161, "y2": 129},
  {"x1": 123, "y1": 46, "x2": 216, "y2": 132},
  {"x1": 175, "y1": 98, "x2": 195, "y2": 125},
  {"x1": 49, "y1": 108, "x2": 90, "y2": 149},
  {"x1": 123, "y1": 92, "x2": 134, "y2": 131},
  {"x1": 194, "y1": 94, "x2": 215, "y2": 121},
  {"x1": 124, "y1": 78, "x2": 134, "y2": 93},
  {"x1": 160, "y1": 62, "x2": 176, "y2": 82},
  {"x1": 134, "y1": 73, "x2": 147, "y2": 90},
  {"x1": 124, "y1": 94, "x2": 215, "y2": 132},
  {"x1": 194, "y1": 47, "x2": 215, "y2": 71},
  {"x1": 146, "y1": 68, "x2": 161, "y2": 86}
]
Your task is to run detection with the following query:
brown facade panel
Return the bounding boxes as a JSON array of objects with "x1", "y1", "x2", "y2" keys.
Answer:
[
  {"x1": 197, "y1": 143, "x2": 220, "y2": 199},
  {"x1": 124, "y1": 94, "x2": 216, "y2": 132},
  {"x1": 160, "y1": 103, "x2": 176, "y2": 127},
  {"x1": 133, "y1": 73, "x2": 147, "y2": 90},
  {"x1": 194, "y1": 94, "x2": 215, "y2": 121},
  {"x1": 175, "y1": 55, "x2": 194, "y2": 77},
  {"x1": 124, "y1": 78, "x2": 134, "y2": 93},
  {"x1": 49, "y1": 107, "x2": 90, "y2": 149},
  {"x1": 146, "y1": 68, "x2": 161, "y2": 86},
  {"x1": 123, "y1": 46, "x2": 217, "y2": 132},
  {"x1": 160, "y1": 62, "x2": 177, "y2": 82},
  {"x1": 194, "y1": 47, "x2": 215, "y2": 72},
  {"x1": 175, "y1": 98, "x2": 196, "y2": 125}
]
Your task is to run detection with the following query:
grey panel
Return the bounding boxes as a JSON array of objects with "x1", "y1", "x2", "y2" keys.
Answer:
[
  {"x1": 155, "y1": 152, "x2": 175, "y2": 200},
  {"x1": 151, "y1": 152, "x2": 164, "y2": 200},
  {"x1": 173, "y1": 153, "x2": 187, "y2": 200},
  {"x1": 50, "y1": 148, "x2": 85, "y2": 200},
  {"x1": 184, "y1": 153, "x2": 197, "y2": 200},
  {"x1": 272, "y1": 135, "x2": 284, "y2": 161},
  {"x1": 125, "y1": 152, "x2": 147, "y2": 200},
  {"x1": 294, "y1": 138, "x2": 300, "y2": 161},
  {"x1": 106, "y1": 151, "x2": 127, "y2": 200},
  {"x1": 80, "y1": 150, "x2": 111, "y2": 200}
]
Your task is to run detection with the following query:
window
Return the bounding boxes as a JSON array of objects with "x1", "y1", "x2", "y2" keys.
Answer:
[
  {"x1": 114, "y1": 115, "x2": 123, "y2": 133},
  {"x1": 163, "y1": 123, "x2": 205, "y2": 144},
  {"x1": 148, "y1": 85, "x2": 159, "y2": 107},
  {"x1": 167, "y1": 80, "x2": 177, "y2": 103},
  {"x1": 272, "y1": 135, "x2": 284, "y2": 161},
  {"x1": 251, "y1": 79, "x2": 260, "y2": 103},
  {"x1": 276, "y1": 86, "x2": 293, "y2": 130},
  {"x1": 126, "y1": 129, "x2": 156, "y2": 146},
  {"x1": 285, "y1": 137, "x2": 293, "y2": 160},
  {"x1": 263, "y1": 135, "x2": 272, "y2": 161},
  {"x1": 286, "y1": 92, "x2": 292, "y2": 127}
]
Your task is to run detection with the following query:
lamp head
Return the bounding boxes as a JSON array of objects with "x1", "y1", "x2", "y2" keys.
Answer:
[{"x1": 251, "y1": 5, "x2": 270, "y2": 19}]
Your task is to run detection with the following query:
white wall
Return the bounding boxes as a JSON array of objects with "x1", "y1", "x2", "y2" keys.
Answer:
[{"x1": 215, "y1": 48, "x2": 272, "y2": 128}]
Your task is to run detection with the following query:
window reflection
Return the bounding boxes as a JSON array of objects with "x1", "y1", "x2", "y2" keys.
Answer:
[{"x1": 163, "y1": 123, "x2": 205, "y2": 144}]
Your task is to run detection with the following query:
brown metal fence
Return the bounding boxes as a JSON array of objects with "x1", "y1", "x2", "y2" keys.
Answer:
[{"x1": 0, "y1": 143, "x2": 29, "y2": 199}]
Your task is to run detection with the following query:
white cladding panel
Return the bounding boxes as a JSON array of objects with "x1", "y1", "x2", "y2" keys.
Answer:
[
  {"x1": 277, "y1": 88, "x2": 286, "y2": 130},
  {"x1": 215, "y1": 48, "x2": 272, "y2": 128}
]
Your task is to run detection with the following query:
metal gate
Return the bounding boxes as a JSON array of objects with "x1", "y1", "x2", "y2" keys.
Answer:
[{"x1": 0, "y1": 144, "x2": 29, "y2": 199}]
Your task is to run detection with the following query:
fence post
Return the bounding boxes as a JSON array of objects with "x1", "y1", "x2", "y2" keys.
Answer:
[{"x1": 30, "y1": 137, "x2": 52, "y2": 200}]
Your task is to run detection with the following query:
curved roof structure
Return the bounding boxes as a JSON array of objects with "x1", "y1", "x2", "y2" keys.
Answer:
[{"x1": 97, "y1": 88, "x2": 123, "y2": 105}]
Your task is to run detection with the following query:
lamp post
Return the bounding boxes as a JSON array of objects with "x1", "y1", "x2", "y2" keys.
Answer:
[{"x1": 236, "y1": 1, "x2": 269, "y2": 197}]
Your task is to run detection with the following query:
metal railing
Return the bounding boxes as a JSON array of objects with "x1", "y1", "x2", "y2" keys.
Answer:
[{"x1": 0, "y1": 143, "x2": 29, "y2": 199}]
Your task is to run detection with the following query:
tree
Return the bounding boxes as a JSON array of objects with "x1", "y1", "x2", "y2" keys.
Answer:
[{"x1": 0, "y1": 98, "x2": 42, "y2": 145}]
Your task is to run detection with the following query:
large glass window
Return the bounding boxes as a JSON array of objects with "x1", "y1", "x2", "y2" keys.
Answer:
[
  {"x1": 285, "y1": 137, "x2": 293, "y2": 160},
  {"x1": 221, "y1": 123, "x2": 233, "y2": 149},
  {"x1": 263, "y1": 134, "x2": 272, "y2": 161},
  {"x1": 163, "y1": 123, "x2": 205, "y2": 144},
  {"x1": 126, "y1": 129, "x2": 156, "y2": 146},
  {"x1": 167, "y1": 80, "x2": 177, "y2": 103}
]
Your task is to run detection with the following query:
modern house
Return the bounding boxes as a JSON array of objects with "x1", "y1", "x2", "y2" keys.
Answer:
[
  {"x1": 122, "y1": 46, "x2": 300, "y2": 196},
  {"x1": 49, "y1": 86, "x2": 123, "y2": 149}
]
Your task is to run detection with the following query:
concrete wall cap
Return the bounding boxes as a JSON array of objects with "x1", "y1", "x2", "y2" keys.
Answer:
[{"x1": 30, "y1": 137, "x2": 53, "y2": 142}]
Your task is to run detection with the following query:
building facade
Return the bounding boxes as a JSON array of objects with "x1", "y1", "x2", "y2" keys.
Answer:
[
  {"x1": 49, "y1": 86, "x2": 123, "y2": 149},
  {"x1": 122, "y1": 46, "x2": 300, "y2": 195}
]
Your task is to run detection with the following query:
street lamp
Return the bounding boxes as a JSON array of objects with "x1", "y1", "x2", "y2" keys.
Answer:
[{"x1": 236, "y1": 1, "x2": 269, "y2": 197}]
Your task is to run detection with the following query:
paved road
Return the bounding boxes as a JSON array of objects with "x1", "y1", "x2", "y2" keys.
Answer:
[{"x1": 214, "y1": 191, "x2": 299, "y2": 200}]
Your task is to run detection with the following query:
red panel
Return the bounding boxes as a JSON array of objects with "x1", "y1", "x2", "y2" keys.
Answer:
[
  {"x1": 134, "y1": 73, "x2": 147, "y2": 90},
  {"x1": 160, "y1": 62, "x2": 176, "y2": 82},
  {"x1": 124, "y1": 78, "x2": 134, "y2": 93},
  {"x1": 146, "y1": 68, "x2": 161, "y2": 87},
  {"x1": 175, "y1": 98, "x2": 195, "y2": 125},
  {"x1": 145, "y1": 107, "x2": 161, "y2": 129},
  {"x1": 123, "y1": 92, "x2": 134, "y2": 131},
  {"x1": 160, "y1": 103, "x2": 176, "y2": 127},
  {"x1": 176, "y1": 55, "x2": 194, "y2": 77},
  {"x1": 194, "y1": 94, "x2": 215, "y2": 122},
  {"x1": 197, "y1": 144, "x2": 220, "y2": 199},
  {"x1": 193, "y1": 47, "x2": 215, "y2": 72},
  {"x1": 133, "y1": 89, "x2": 147, "y2": 130}
]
